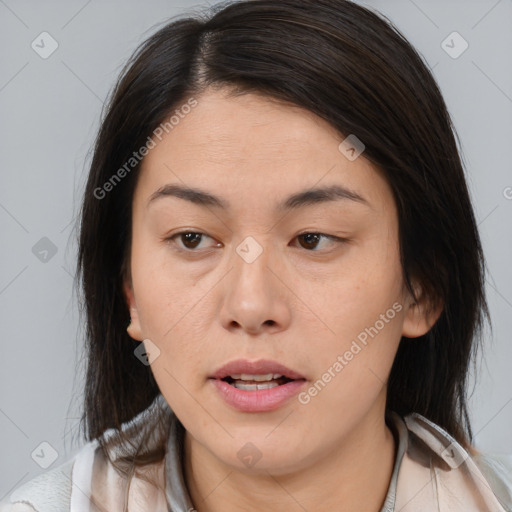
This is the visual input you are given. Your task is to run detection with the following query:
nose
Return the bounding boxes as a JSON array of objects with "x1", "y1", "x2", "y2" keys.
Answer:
[{"x1": 219, "y1": 237, "x2": 292, "y2": 336}]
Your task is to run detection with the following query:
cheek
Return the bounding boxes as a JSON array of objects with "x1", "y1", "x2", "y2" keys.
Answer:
[
  {"x1": 301, "y1": 312, "x2": 402, "y2": 423},
  {"x1": 313, "y1": 240, "x2": 403, "y2": 346},
  {"x1": 302, "y1": 236, "x2": 404, "y2": 397},
  {"x1": 132, "y1": 277, "x2": 216, "y2": 395},
  {"x1": 130, "y1": 234, "x2": 211, "y2": 338}
]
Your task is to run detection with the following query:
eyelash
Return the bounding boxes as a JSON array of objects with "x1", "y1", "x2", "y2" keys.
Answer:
[{"x1": 164, "y1": 230, "x2": 347, "y2": 253}]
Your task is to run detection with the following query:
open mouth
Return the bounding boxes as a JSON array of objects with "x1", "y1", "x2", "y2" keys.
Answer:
[
  {"x1": 221, "y1": 374, "x2": 295, "y2": 390},
  {"x1": 210, "y1": 361, "x2": 307, "y2": 411}
]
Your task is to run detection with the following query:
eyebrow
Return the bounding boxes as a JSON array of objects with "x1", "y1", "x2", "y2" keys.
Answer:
[{"x1": 147, "y1": 183, "x2": 371, "y2": 211}]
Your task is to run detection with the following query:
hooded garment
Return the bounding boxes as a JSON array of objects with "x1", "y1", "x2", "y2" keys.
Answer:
[{"x1": 1, "y1": 393, "x2": 511, "y2": 512}]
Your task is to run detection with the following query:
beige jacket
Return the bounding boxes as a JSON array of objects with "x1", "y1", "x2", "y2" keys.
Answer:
[{"x1": 1, "y1": 394, "x2": 511, "y2": 511}]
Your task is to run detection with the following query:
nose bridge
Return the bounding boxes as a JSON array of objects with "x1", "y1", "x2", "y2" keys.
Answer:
[
  {"x1": 219, "y1": 233, "x2": 291, "y2": 334},
  {"x1": 232, "y1": 234, "x2": 272, "y2": 291}
]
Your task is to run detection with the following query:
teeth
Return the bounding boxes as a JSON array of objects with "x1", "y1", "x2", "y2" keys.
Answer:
[
  {"x1": 229, "y1": 373, "x2": 283, "y2": 381},
  {"x1": 233, "y1": 381, "x2": 280, "y2": 390}
]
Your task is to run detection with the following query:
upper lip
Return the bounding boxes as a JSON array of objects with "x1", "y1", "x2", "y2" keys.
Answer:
[{"x1": 210, "y1": 359, "x2": 306, "y2": 380}]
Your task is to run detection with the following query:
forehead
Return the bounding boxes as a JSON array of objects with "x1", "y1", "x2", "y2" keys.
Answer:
[{"x1": 134, "y1": 88, "x2": 393, "y2": 215}]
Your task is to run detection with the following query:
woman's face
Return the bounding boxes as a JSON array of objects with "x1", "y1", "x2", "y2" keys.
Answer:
[{"x1": 124, "y1": 88, "x2": 432, "y2": 474}]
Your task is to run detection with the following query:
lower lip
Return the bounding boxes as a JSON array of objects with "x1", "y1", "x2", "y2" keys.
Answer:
[{"x1": 210, "y1": 378, "x2": 306, "y2": 412}]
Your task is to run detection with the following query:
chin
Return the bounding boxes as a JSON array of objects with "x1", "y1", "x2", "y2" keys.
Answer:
[{"x1": 209, "y1": 435, "x2": 312, "y2": 476}]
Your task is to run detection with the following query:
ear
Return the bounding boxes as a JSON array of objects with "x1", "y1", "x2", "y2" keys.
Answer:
[
  {"x1": 123, "y1": 277, "x2": 144, "y2": 341},
  {"x1": 401, "y1": 283, "x2": 443, "y2": 339}
]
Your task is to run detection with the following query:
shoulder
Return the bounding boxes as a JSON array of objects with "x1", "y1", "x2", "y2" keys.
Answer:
[
  {"x1": 472, "y1": 450, "x2": 512, "y2": 507},
  {"x1": 0, "y1": 504, "x2": 37, "y2": 512},
  {"x1": 0, "y1": 457, "x2": 74, "y2": 511},
  {"x1": 397, "y1": 411, "x2": 512, "y2": 511},
  {"x1": 0, "y1": 440, "x2": 97, "y2": 512},
  {"x1": 0, "y1": 505, "x2": 36, "y2": 512},
  {"x1": 0, "y1": 395, "x2": 176, "y2": 511}
]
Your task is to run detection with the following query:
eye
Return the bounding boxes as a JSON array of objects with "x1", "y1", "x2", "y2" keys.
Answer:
[
  {"x1": 293, "y1": 232, "x2": 346, "y2": 251},
  {"x1": 164, "y1": 231, "x2": 346, "y2": 253},
  {"x1": 166, "y1": 231, "x2": 220, "y2": 251}
]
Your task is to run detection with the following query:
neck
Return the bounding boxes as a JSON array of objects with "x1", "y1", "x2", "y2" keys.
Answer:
[{"x1": 183, "y1": 404, "x2": 397, "y2": 512}]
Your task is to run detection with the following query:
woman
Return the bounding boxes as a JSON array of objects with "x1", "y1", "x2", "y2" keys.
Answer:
[{"x1": 2, "y1": 0, "x2": 511, "y2": 510}]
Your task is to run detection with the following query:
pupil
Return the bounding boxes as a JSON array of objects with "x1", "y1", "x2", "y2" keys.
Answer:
[
  {"x1": 301, "y1": 233, "x2": 319, "y2": 249},
  {"x1": 183, "y1": 232, "x2": 201, "y2": 248}
]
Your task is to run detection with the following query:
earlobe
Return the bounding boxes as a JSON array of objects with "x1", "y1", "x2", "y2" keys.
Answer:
[{"x1": 123, "y1": 278, "x2": 144, "y2": 341}]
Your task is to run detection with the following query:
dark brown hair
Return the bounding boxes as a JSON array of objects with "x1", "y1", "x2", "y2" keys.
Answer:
[{"x1": 76, "y1": 0, "x2": 489, "y2": 477}]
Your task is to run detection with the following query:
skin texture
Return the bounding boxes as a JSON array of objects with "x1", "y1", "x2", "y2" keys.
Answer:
[{"x1": 124, "y1": 88, "x2": 442, "y2": 512}]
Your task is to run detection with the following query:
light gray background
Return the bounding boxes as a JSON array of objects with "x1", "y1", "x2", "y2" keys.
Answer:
[{"x1": 0, "y1": 0, "x2": 511, "y2": 500}]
